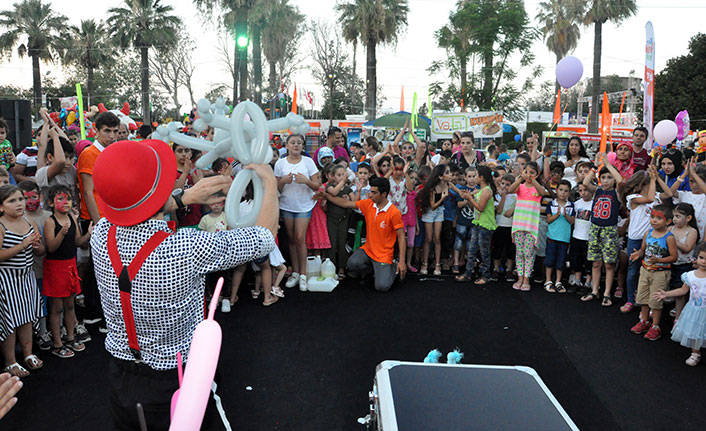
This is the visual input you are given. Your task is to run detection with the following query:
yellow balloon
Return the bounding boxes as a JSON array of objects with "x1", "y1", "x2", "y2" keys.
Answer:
[{"x1": 66, "y1": 111, "x2": 76, "y2": 126}]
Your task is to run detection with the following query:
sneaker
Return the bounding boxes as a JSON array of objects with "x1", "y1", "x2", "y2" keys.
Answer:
[
  {"x1": 38, "y1": 332, "x2": 52, "y2": 351},
  {"x1": 505, "y1": 272, "x2": 516, "y2": 282},
  {"x1": 489, "y1": 270, "x2": 499, "y2": 282},
  {"x1": 75, "y1": 323, "x2": 92, "y2": 343},
  {"x1": 221, "y1": 299, "x2": 231, "y2": 313},
  {"x1": 83, "y1": 317, "x2": 103, "y2": 325},
  {"x1": 299, "y1": 275, "x2": 308, "y2": 291},
  {"x1": 644, "y1": 325, "x2": 661, "y2": 341},
  {"x1": 631, "y1": 319, "x2": 651, "y2": 334},
  {"x1": 285, "y1": 273, "x2": 300, "y2": 288},
  {"x1": 568, "y1": 274, "x2": 577, "y2": 285},
  {"x1": 75, "y1": 294, "x2": 85, "y2": 308},
  {"x1": 98, "y1": 324, "x2": 108, "y2": 334},
  {"x1": 686, "y1": 352, "x2": 701, "y2": 367}
]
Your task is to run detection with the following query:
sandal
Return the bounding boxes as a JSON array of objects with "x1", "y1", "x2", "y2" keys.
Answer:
[
  {"x1": 4, "y1": 362, "x2": 29, "y2": 378},
  {"x1": 620, "y1": 302, "x2": 635, "y2": 313},
  {"x1": 271, "y1": 286, "x2": 285, "y2": 298},
  {"x1": 686, "y1": 352, "x2": 701, "y2": 367},
  {"x1": 520, "y1": 283, "x2": 531, "y2": 292},
  {"x1": 614, "y1": 287, "x2": 624, "y2": 299},
  {"x1": 251, "y1": 289, "x2": 261, "y2": 299},
  {"x1": 66, "y1": 339, "x2": 85, "y2": 352},
  {"x1": 581, "y1": 292, "x2": 598, "y2": 302},
  {"x1": 337, "y1": 272, "x2": 346, "y2": 280},
  {"x1": 554, "y1": 282, "x2": 567, "y2": 294},
  {"x1": 24, "y1": 354, "x2": 43, "y2": 370},
  {"x1": 455, "y1": 274, "x2": 472, "y2": 282},
  {"x1": 420, "y1": 264, "x2": 428, "y2": 275},
  {"x1": 601, "y1": 296, "x2": 613, "y2": 307},
  {"x1": 474, "y1": 277, "x2": 488, "y2": 285},
  {"x1": 433, "y1": 264, "x2": 442, "y2": 276},
  {"x1": 52, "y1": 345, "x2": 75, "y2": 358},
  {"x1": 544, "y1": 281, "x2": 556, "y2": 293},
  {"x1": 263, "y1": 296, "x2": 279, "y2": 307},
  {"x1": 452, "y1": 265, "x2": 460, "y2": 274},
  {"x1": 512, "y1": 280, "x2": 522, "y2": 291}
]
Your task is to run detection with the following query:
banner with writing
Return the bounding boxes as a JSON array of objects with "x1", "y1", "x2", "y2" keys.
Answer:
[
  {"x1": 431, "y1": 112, "x2": 504, "y2": 140},
  {"x1": 644, "y1": 21, "x2": 655, "y2": 150}
]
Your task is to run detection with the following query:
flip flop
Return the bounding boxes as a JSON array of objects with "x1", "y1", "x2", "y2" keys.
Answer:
[
  {"x1": 4, "y1": 362, "x2": 29, "y2": 378},
  {"x1": 601, "y1": 296, "x2": 613, "y2": 307},
  {"x1": 581, "y1": 293, "x2": 598, "y2": 302},
  {"x1": 24, "y1": 354, "x2": 43, "y2": 370}
]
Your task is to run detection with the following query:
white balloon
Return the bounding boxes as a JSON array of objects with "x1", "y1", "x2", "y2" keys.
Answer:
[{"x1": 153, "y1": 99, "x2": 310, "y2": 228}]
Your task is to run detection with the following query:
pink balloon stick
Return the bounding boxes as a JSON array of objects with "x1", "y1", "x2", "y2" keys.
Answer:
[{"x1": 208, "y1": 277, "x2": 224, "y2": 320}]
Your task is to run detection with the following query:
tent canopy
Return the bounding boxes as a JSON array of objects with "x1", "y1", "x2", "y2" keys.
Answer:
[{"x1": 363, "y1": 111, "x2": 431, "y2": 133}]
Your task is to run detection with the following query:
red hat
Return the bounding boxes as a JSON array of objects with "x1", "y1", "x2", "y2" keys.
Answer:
[{"x1": 93, "y1": 140, "x2": 177, "y2": 226}]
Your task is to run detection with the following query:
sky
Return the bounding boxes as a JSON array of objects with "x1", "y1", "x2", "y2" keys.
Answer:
[{"x1": 0, "y1": 0, "x2": 704, "y2": 115}]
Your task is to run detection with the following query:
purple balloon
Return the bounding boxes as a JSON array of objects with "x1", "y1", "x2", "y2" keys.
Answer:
[
  {"x1": 675, "y1": 110, "x2": 690, "y2": 141},
  {"x1": 556, "y1": 56, "x2": 584, "y2": 89}
]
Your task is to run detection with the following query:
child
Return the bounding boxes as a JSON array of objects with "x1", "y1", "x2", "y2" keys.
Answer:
[
  {"x1": 173, "y1": 143, "x2": 203, "y2": 228},
  {"x1": 198, "y1": 195, "x2": 229, "y2": 233},
  {"x1": 581, "y1": 153, "x2": 624, "y2": 306},
  {"x1": 491, "y1": 174, "x2": 516, "y2": 282},
  {"x1": 508, "y1": 162, "x2": 547, "y2": 291},
  {"x1": 455, "y1": 166, "x2": 497, "y2": 285},
  {"x1": 43, "y1": 185, "x2": 92, "y2": 358},
  {"x1": 669, "y1": 203, "x2": 699, "y2": 320},
  {"x1": 350, "y1": 162, "x2": 371, "y2": 250},
  {"x1": 211, "y1": 158, "x2": 232, "y2": 177},
  {"x1": 325, "y1": 164, "x2": 354, "y2": 278},
  {"x1": 623, "y1": 167, "x2": 671, "y2": 312},
  {"x1": 417, "y1": 164, "x2": 453, "y2": 275},
  {"x1": 388, "y1": 157, "x2": 415, "y2": 271},
  {"x1": 18, "y1": 181, "x2": 53, "y2": 351},
  {"x1": 0, "y1": 118, "x2": 13, "y2": 169},
  {"x1": 0, "y1": 185, "x2": 45, "y2": 377},
  {"x1": 535, "y1": 160, "x2": 565, "y2": 284},
  {"x1": 671, "y1": 161, "x2": 706, "y2": 238},
  {"x1": 654, "y1": 241, "x2": 706, "y2": 366},
  {"x1": 630, "y1": 204, "x2": 678, "y2": 340},
  {"x1": 405, "y1": 169, "x2": 419, "y2": 272},
  {"x1": 569, "y1": 183, "x2": 594, "y2": 294},
  {"x1": 441, "y1": 164, "x2": 462, "y2": 270},
  {"x1": 0, "y1": 166, "x2": 12, "y2": 186},
  {"x1": 450, "y1": 167, "x2": 476, "y2": 274},
  {"x1": 543, "y1": 180, "x2": 575, "y2": 293},
  {"x1": 569, "y1": 161, "x2": 593, "y2": 202},
  {"x1": 305, "y1": 163, "x2": 331, "y2": 266},
  {"x1": 35, "y1": 127, "x2": 77, "y2": 203}
]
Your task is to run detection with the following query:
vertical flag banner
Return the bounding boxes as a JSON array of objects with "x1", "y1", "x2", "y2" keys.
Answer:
[
  {"x1": 409, "y1": 92, "x2": 418, "y2": 143},
  {"x1": 644, "y1": 21, "x2": 655, "y2": 150},
  {"x1": 600, "y1": 91, "x2": 610, "y2": 154},
  {"x1": 75, "y1": 83, "x2": 86, "y2": 140},
  {"x1": 400, "y1": 86, "x2": 405, "y2": 112},
  {"x1": 428, "y1": 92, "x2": 432, "y2": 118},
  {"x1": 292, "y1": 84, "x2": 298, "y2": 115},
  {"x1": 552, "y1": 89, "x2": 561, "y2": 125}
]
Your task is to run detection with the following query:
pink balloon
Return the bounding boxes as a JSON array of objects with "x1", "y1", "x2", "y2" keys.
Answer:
[
  {"x1": 556, "y1": 56, "x2": 584, "y2": 89},
  {"x1": 653, "y1": 120, "x2": 678, "y2": 146},
  {"x1": 169, "y1": 278, "x2": 224, "y2": 431},
  {"x1": 675, "y1": 110, "x2": 690, "y2": 141}
]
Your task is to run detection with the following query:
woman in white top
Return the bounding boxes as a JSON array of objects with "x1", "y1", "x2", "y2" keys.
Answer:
[
  {"x1": 274, "y1": 134, "x2": 321, "y2": 290},
  {"x1": 558, "y1": 136, "x2": 590, "y2": 187}
]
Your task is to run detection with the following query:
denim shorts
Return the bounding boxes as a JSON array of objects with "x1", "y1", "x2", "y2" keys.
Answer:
[
  {"x1": 280, "y1": 209, "x2": 313, "y2": 219},
  {"x1": 454, "y1": 223, "x2": 473, "y2": 251},
  {"x1": 421, "y1": 206, "x2": 444, "y2": 223},
  {"x1": 544, "y1": 239, "x2": 569, "y2": 269}
]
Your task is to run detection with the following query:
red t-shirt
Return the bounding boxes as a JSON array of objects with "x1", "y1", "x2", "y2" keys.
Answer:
[{"x1": 632, "y1": 148, "x2": 652, "y2": 172}]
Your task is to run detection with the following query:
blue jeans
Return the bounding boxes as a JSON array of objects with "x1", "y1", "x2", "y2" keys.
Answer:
[
  {"x1": 626, "y1": 238, "x2": 643, "y2": 304},
  {"x1": 454, "y1": 223, "x2": 473, "y2": 251},
  {"x1": 465, "y1": 225, "x2": 493, "y2": 278}
]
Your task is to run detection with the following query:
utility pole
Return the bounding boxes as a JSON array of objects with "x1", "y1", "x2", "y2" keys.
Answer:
[{"x1": 328, "y1": 73, "x2": 335, "y2": 128}]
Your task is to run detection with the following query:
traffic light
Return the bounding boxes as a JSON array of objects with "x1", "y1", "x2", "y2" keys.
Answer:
[{"x1": 235, "y1": 21, "x2": 249, "y2": 48}]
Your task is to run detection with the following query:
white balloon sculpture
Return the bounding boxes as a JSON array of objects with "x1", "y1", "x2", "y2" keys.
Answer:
[{"x1": 154, "y1": 97, "x2": 310, "y2": 228}]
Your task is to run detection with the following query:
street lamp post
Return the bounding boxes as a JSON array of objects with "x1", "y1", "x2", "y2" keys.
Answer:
[{"x1": 328, "y1": 73, "x2": 334, "y2": 128}]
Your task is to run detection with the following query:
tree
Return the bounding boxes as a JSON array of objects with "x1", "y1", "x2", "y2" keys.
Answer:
[
  {"x1": 536, "y1": 0, "x2": 582, "y2": 92},
  {"x1": 149, "y1": 35, "x2": 195, "y2": 118},
  {"x1": 654, "y1": 33, "x2": 706, "y2": 130},
  {"x1": 261, "y1": 0, "x2": 305, "y2": 97},
  {"x1": 63, "y1": 19, "x2": 113, "y2": 106},
  {"x1": 336, "y1": 0, "x2": 410, "y2": 120},
  {"x1": 107, "y1": 0, "x2": 182, "y2": 123},
  {"x1": 435, "y1": 7, "x2": 474, "y2": 106},
  {"x1": 310, "y1": 21, "x2": 346, "y2": 124},
  {"x1": 580, "y1": 0, "x2": 638, "y2": 133},
  {"x1": 204, "y1": 84, "x2": 233, "y2": 107},
  {"x1": 0, "y1": 0, "x2": 67, "y2": 110}
]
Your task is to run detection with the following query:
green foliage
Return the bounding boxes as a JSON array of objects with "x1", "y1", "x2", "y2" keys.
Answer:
[
  {"x1": 319, "y1": 64, "x2": 366, "y2": 120},
  {"x1": 536, "y1": 0, "x2": 582, "y2": 62},
  {"x1": 0, "y1": 0, "x2": 66, "y2": 61},
  {"x1": 655, "y1": 33, "x2": 706, "y2": 130},
  {"x1": 204, "y1": 84, "x2": 233, "y2": 107}
]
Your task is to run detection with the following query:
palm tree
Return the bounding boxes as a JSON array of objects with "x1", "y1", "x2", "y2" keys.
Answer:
[
  {"x1": 63, "y1": 19, "x2": 112, "y2": 106},
  {"x1": 261, "y1": 0, "x2": 304, "y2": 95},
  {"x1": 107, "y1": 0, "x2": 181, "y2": 123},
  {"x1": 0, "y1": 0, "x2": 66, "y2": 109},
  {"x1": 536, "y1": 0, "x2": 582, "y2": 93},
  {"x1": 435, "y1": 8, "x2": 474, "y2": 107},
  {"x1": 336, "y1": 0, "x2": 409, "y2": 120},
  {"x1": 581, "y1": 0, "x2": 638, "y2": 133}
]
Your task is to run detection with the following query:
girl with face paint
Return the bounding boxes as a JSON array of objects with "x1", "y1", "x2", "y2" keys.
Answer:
[{"x1": 42, "y1": 185, "x2": 93, "y2": 359}]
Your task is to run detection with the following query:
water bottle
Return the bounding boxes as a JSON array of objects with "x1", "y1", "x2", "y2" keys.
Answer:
[
  {"x1": 306, "y1": 255, "x2": 321, "y2": 278},
  {"x1": 321, "y1": 258, "x2": 336, "y2": 279}
]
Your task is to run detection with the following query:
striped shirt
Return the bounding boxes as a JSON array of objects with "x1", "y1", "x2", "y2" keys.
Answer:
[
  {"x1": 0, "y1": 218, "x2": 35, "y2": 269},
  {"x1": 511, "y1": 183, "x2": 542, "y2": 243}
]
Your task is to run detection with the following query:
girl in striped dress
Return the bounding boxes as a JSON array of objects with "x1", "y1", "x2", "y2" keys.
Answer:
[
  {"x1": 508, "y1": 162, "x2": 547, "y2": 291},
  {"x1": 0, "y1": 185, "x2": 45, "y2": 377}
]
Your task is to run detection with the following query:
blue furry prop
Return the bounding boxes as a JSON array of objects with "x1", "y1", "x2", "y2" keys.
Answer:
[
  {"x1": 423, "y1": 349, "x2": 442, "y2": 363},
  {"x1": 446, "y1": 348, "x2": 464, "y2": 364}
]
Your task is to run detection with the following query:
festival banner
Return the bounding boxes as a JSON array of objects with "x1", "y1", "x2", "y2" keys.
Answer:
[
  {"x1": 644, "y1": 21, "x2": 655, "y2": 150},
  {"x1": 431, "y1": 112, "x2": 504, "y2": 140}
]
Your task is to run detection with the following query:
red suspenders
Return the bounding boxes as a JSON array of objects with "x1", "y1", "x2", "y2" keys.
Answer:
[{"x1": 107, "y1": 224, "x2": 172, "y2": 362}]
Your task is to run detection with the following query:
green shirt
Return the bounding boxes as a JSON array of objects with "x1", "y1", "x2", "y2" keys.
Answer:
[{"x1": 473, "y1": 186, "x2": 497, "y2": 231}]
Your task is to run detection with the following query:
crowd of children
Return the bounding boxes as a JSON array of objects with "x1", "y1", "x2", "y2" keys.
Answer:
[{"x1": 2, "y1": 109, "x2": 706, "y2": 380}]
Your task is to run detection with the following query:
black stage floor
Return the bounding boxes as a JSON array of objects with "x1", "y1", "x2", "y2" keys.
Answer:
[{"x1": 4, "y1": 274, "x2": 703, "y2": 430}]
